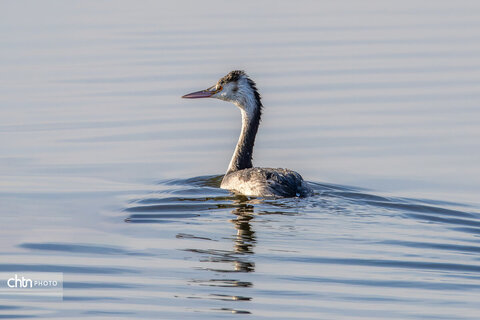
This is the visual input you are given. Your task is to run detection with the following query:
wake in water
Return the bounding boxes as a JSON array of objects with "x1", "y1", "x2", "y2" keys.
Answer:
[
  {"x1": 124, "y1": 175, "x2": 479, "y2": 234},
  {"x1": 119, "y1": 176, "x2": 480, "y2": 317}
]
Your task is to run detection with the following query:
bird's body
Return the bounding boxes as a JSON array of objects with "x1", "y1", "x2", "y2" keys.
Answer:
[
  {"x1": 221, "y1": 167, "x2": 313, "y2": 198},
  {"x1": 182, "y1": 70, "x2": 313, "y2": 198}
]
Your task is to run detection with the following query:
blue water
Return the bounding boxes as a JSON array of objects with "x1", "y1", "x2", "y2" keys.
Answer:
[{"x1": 1, "y1": 1, "x2": 480, "y2": 319}]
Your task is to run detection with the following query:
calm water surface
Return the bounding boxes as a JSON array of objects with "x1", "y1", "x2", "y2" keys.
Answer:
[{"x1": 1, "y1": 1, "x2": 480, "y2": 319}]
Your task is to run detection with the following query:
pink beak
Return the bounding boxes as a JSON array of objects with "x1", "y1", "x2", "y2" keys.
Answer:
[{"x1": 182, "y1": 88, "x2": 215, "y2": 99}]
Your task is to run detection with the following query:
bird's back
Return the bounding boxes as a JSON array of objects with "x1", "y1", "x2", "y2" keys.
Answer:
[{"x1": 221, "y1": 167, "x2": 313, "y2": 198}]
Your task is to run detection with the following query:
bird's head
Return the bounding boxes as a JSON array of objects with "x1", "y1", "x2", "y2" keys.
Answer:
[{"x1": 182, "y1": 70, "x2": 262, "y2": 114}]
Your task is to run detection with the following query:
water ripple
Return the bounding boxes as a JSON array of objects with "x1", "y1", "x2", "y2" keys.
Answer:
[
  {"x1": 0, "y1": 264, "x2": 134, "y2": 274},
  {"x1": 19, "y1": 243, "x2": 152, "y2": 256}
]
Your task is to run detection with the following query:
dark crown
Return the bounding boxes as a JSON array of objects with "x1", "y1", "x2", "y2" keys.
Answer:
[{"x1": 219, "y1": 70, "x2": 246, "y2": 85}]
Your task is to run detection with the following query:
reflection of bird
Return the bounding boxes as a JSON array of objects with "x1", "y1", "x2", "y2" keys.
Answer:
[{"x1": 183, "y1": 70, "x2": 313, "y2": 198}]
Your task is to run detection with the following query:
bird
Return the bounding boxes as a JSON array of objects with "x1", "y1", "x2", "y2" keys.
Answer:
[{"x1": 182, "y1": 70, "x2": 313, "y2": 198}]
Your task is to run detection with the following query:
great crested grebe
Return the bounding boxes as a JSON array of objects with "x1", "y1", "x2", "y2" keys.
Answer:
[{"x1": 182, "y1": 70, "x2": 313, "y2": 198}]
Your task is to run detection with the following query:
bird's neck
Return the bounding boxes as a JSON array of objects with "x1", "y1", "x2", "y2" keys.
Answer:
[{"x1": 226, "y1": 102, "x2": 261, "y2": 174}]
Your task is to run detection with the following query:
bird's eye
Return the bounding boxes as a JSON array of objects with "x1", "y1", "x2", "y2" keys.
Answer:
[{"x1": 216, "y1": 85, "x2": 223, "y2": 92}]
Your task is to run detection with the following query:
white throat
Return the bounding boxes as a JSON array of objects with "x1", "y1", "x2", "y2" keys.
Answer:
[{"x1": 225, "y1": 88, "x2": 261, "y2": 174}]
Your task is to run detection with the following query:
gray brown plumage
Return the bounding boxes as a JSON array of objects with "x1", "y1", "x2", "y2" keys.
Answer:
[{"x1": 182, "y1": 70, "x2": 313, "y2": 198}]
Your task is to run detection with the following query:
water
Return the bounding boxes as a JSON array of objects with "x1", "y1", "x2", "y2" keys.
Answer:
[{"x1": 1, "y1": 0, "x2": 480, "y2": 318}]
